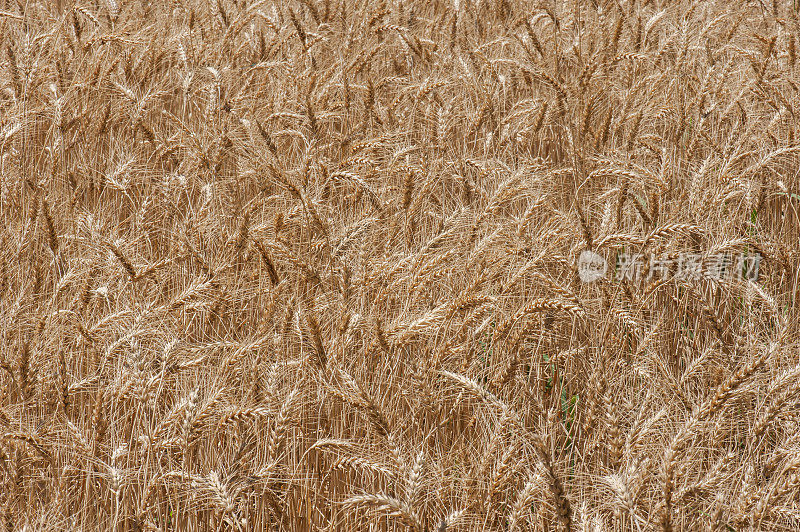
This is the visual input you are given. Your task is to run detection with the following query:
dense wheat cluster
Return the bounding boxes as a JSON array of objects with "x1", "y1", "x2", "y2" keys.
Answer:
[{"x1": 2, "y1": 0, "x2": 800, "y2": 530}]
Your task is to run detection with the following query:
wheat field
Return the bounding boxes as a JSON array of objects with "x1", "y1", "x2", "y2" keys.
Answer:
[{"x1": 1, "y1": 0, "x2": 799, "y2": 530}]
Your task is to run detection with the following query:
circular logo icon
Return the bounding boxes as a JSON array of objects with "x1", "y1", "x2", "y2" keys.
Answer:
[{"x1": 577, "y1": 250, "x2": 607, "y2": 283}]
